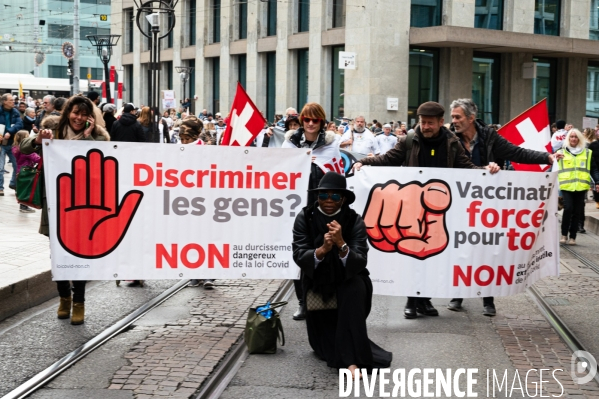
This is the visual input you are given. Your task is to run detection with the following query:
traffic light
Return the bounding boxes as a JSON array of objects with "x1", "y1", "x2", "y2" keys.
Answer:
[{"x1": 67, "y1": 59, "x2": 73, "y2": 76}]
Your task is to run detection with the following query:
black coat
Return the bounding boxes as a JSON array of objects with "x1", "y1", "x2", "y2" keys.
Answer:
[
  {"x1": 111, "y1": 113, "x2": 146, "y2": 142},
  {"x1": 22, "y1": 116, "x2": 36, "y2": 134},
  {"x1": 292, "y1": 204, "x2": 369, "y2": 287},
  {"x1": 104, "y1": 113, "x2": 116, "y2": 134},
  {"x1": 455, "y1": 119, "x2": 551, "y2": 167}
]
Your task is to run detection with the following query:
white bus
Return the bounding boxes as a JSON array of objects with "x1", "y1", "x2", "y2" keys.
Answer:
[{"x1": 0, "y1": 73, "x2": 102, "y2": 100}]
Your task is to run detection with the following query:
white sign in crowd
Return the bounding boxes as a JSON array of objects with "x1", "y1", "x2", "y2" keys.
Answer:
[{"x1": 45, "y1": 141, "x2": 559, "y2": 297}]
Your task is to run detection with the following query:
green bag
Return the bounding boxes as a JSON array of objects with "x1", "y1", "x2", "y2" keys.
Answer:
[
  {"x1": 16, "y1": 158, "x2": 43, "y2": 209},
  {"x1": 244, "y1": 301, "x2": 287, "y2": 354}
]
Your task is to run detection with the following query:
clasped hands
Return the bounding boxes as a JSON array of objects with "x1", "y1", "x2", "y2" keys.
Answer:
[{"x1": 315, "y1": 221, "x2": 347, "y2": 260}]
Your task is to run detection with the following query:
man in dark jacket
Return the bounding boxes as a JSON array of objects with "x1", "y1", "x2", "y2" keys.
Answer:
[
  {"x1": 0, "y1": 94, "x2": 24, "y2": 195},
  {"x1": 111, "y1": 103, "x2": 146, "y2": 142},
  {"x1": 447, "y1": 98, "x2": 559, "y2": 317},
  {"x1": 34, "y1": 95, "x2": 60, "y2": 128},
  {"x1": 352, "y1": 101, "x2": 500, "y2": 319}
]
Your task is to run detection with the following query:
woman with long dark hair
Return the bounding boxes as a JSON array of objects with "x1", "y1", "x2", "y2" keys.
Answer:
[{"x1": 20, "y1": 95, "x2": 110, "y2": 325}]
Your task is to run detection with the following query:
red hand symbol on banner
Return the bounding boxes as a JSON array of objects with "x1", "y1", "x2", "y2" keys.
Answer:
[
  {"x1": 57, "y1": 149, "x2": 144, "y2": 259},
  {"x1": 363, "y1": 180, "x2": 451, "y2": 260}
]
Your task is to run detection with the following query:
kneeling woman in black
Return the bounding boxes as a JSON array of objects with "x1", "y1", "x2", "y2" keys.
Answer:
[{"x1": 292, "y1": 171, "x2": 392, "y2": 377}]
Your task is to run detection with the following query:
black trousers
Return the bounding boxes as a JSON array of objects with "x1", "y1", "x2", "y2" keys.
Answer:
[
  {"x1": 56, "y1": 281, "x2": 86, "y2": 303},
  {"x1": 561, "y1": 190, "x2": 586, "y2": 239}
]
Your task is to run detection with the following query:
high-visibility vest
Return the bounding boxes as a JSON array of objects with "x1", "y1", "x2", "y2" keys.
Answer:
[{"x1": 557, "y1": 148, "x2": 592, "y2": 191}]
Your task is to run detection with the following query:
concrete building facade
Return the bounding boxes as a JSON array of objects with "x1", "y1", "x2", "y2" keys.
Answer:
[
  {"x1": 0, "y1": 0, "x2": 112, "y2": 81},
  {"x1": 112, "y1": 0, "x2": 599, "y2": 127}
]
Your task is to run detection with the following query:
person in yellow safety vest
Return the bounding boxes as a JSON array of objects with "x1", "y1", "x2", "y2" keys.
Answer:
[{"x1": 556, "y1": 128, "x2": 599, "y2": 245}]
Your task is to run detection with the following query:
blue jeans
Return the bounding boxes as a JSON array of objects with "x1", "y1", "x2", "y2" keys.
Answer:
[{"x1": 0, "y1": 144, "x2": 16, "y2": 190}]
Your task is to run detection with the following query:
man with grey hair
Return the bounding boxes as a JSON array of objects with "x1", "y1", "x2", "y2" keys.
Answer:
[
  {"x1": 448, "y1": 98, "x2": 561, "y2": 317},
  {"x1": 35, "y1": 95, "x2": 60, "y2": 128},
  {"x1": 277, "y1": 107, "x2": 298, "y2": 128},
  {"x1": 340, "y1": 115, "x2": 380, "y2": 156},
  {"x1": 0, "y1": 93, "x2": 23, "y2": 195}
]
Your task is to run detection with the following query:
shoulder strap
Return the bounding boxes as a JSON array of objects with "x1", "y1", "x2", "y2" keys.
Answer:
[
  {"x1": 276, "y1": 317, "x2": 285, "y2": 346},
  {"x1": 404, "y1": 131, "x2": 415, "y2": 165}
]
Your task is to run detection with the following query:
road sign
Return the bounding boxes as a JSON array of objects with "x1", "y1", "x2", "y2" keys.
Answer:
[
  {"x1": 87, "y1": 73, "x2": 91, "y2": 79},
  {"x1": 100, "y1": 15, "x2": 107, "y2": 21}
]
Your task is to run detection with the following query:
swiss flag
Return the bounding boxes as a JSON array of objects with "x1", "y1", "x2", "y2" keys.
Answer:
[
  {"x1": 497, "y1": 99, "x2": 552, "y2": 172},
  {"x1": 221, "y1": 83, "x2": 267, "y2": 146}
]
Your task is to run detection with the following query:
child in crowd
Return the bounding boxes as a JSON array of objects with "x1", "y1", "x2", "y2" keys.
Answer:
[{"x1": 12, "y1": 130, "x2": 40, "y2": 213}]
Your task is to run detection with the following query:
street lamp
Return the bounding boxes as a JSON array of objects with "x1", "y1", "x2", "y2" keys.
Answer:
[
  {"x1": 134, "y1": 0, "x2": 177, "y2": 143},
  {"x1": 86, "y1": 34, "x2": 120, "y2": 104},
  {"x1": 175, "y1": 65, "x2": 194, "y2": 112}
]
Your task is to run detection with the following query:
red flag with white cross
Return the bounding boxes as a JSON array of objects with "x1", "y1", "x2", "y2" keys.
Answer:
[
  {"x1": 497, "y1": 99, "x2": 552, "y2": 172},
  {"x1": 221, "y1": 83, "x2": 267, "y2": 146}
]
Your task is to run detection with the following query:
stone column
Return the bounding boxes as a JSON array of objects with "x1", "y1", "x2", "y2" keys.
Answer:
[
  {"x1": 561, "y1": 0, "x2": 591, "y2": 38},
  {"x1": 133, "y1": 15, "x2": 143, "y2": 106},
  {"x1": 503, "y1": 0, "x2": 535, "y2": 33},
  {"x1": 172, "y1": 0, "x2": 183, "y2": 103},
  {"x1": 245, "y1": 0, "x2": 259, "y2": 101},
  {"x1": 307, "y1": 0, "x2": 328, "y2": 107},
  {"x1": 275, "y1": 0, "x2": 293, "y2": 113},
  {"x1": 344, "y1": 0, "x2": 410, "y2": 123},
  {"x1": 499, "y1": 52, "x2": 533, "y2": 123},
  {"x1": 556, "y1": 57, "x2": 587, "y2": 126},
  {"x1": 219, "y1": 0, "x2": 233, "y2": 114},
  {"x1": 194, "y1": 0, "x2": 208, "y2": 114},
  {"x1": 437, "y1": 48, "x2": 473, "y2": 114},
  {"x1": 443, "y1": 0, "x2": 475, "y2": 27}
]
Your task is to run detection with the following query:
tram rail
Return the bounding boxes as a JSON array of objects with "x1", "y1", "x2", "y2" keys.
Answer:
[{"x1": 3, "y1": 244, "x2": 599, "y2": 398}]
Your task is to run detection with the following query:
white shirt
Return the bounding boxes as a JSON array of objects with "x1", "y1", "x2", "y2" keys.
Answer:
[
  {"x1": 341, "y1": 129, "x2": 380, "y2": 155},
  {"x1": 376, "y1": 133, "x2": 399, "y2": 154},
  {"x1": 551, "y1": 129, "x2": 568, "y2": 153}
]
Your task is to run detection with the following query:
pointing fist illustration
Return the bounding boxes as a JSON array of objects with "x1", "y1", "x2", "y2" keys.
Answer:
[
  {"x1": 57, "y1": 149, "x2": 144, "y2": 259},
  {"x1": 363, "y1": 180, "x2": 452, "y2": 260}
]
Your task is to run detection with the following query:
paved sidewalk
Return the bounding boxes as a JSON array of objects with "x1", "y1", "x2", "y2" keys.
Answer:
[{"x1": 0, "y1": 162, "x2": 53, "y2": 321}]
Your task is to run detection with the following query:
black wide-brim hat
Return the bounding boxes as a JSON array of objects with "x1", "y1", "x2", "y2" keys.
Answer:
[{"x1": 308, "y1": 171, "x2": 356, "y2": 205}]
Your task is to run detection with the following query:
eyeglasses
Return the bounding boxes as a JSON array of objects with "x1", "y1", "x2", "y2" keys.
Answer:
[
  {"x1": 303, "y1": 117, "x2": 322, "y2": 124},
  {"x1": 318, "y1": 193, "x2": 343, "y2": 202}
]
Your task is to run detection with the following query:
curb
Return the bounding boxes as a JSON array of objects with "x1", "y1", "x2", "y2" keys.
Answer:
[{"x1": 0, "y1": 270, "x2": 58, "y2": 322}]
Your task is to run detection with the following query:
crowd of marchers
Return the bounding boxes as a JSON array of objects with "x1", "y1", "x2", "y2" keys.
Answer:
[{"x1": 1, "y1": 89, "x2": 599, "y2": 380}]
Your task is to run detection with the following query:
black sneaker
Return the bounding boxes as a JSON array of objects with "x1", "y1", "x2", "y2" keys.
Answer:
[
  {"x1": 416, "y1": 299, "x2": 439, "y2": 316},
  {"x1": 188, "y1": 279, "x2": 200, "y2": 287},
  {"x1": 447, "y1": 299, "x2": 464, "y2": 311}
]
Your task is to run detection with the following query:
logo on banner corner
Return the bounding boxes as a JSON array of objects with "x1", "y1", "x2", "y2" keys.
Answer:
[
  {"x1": 362, "y1": 179, "x2": 452, "y2": 260},
  {"x1": 56, "y1": 149, "x2": 144, "y2": 259}
]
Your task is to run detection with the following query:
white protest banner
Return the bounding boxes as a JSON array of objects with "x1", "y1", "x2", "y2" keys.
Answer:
[
  {"x1": 43, "y1": 141, "x2": 311, "y2": 281},
  {"x1": 350, "y1": 167, "x2": 559, "y2": 298}
]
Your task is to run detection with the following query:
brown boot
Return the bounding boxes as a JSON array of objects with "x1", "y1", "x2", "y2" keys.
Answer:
[
  {"x1": 71, "y1": 302, "x2": 85, "y2": 325},
  {"x1": 57, "y1": 296, "x2": 72, "y2": 319}
]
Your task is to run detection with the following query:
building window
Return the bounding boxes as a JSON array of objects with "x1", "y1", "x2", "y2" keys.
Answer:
[
  {"x1": 297, "y1": 49, "x2": 309, "y2": 113},
  {"x1": 125, "y1": 65, "x2": 133, "y2": 103},
  {"x1": 333, "y1": 0, "x2": 345, "y2": 28},
  {"x1": 472, "y1": 55, "x2": 500, "y2": 124},
  {"x1": 213, "y1": 58, "x2": 220, "y2": 113},
  {"x1": 166, "y1": 61, "x2": 173, "y2": 89},
  {"x1": 48, "y1": 24, "x2": 72, "y2": 39},
  {"x1": 331, "y1": 46, "x2": 345, "y2": 119},
  {"x1": 80, "y1": 67, "x2": 102, "y2": 80},
  {"x1": 189, "y1": 0, "x2": 196, "y2": 45},
  {"x1": 534, "y1": 0, "x2": 560, "y2": 36},
  {"x1": 124, "y1": 8, "x2": 134, "y2": 53},
  {"x1": 474, "y1": 0, "x2": 503, "y2": 30},
  {"x1": 532, "y1": 58, "x2": 557, "y2": 121},
  {"x1": 239, "y1": 1, "x2": 248, "y2": 39},
  {"x1": 48, "y1": 65, "x2": 67, "y2": 79},
  {"x1": 298, "y1": 0, "x2": 310, "y2": 32},
  {"x1": 590, "y1": 0, "x2": 599, "y2": 40},
  {"x1": 410, "y1": 0, "x2": 442, "y2": 27},
  {"x1": 267, "y1": 0, "x2": 277, "y2": 36},
  {"x1": 587, "y1": 64, "x2": 599, "y2": 117},
  {"x1": 213, "y1": 0, "x2": 221, "y2": 43},
  {"x1": 408, "y1": 48, "x2": 439, "y2": 122},
  {"x1": 266, "y1": 52, "x2": 276, "y2": 122},
  {"x1": 188, "y1": 59, "x2": 196, "y2": 114},
  {"x1": 81, "y1": 27, "x2": 110, "y2": 41},
  {"x1": 238, "y1": 54, "x2": 247, "y2": 89}
]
